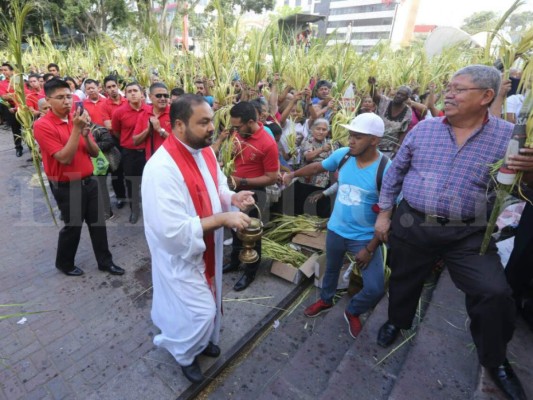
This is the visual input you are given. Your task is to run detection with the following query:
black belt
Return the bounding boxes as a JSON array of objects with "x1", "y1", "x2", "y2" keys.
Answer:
[
  {"x1": 405, "y1": 202, "x2": 475, "y2": 226},
  {"x1": 51, "y1": 176, "x2": 93, "y2": 188},
  {"x1": 123, "y1": 148, "x2": 145, "y2": 153}
]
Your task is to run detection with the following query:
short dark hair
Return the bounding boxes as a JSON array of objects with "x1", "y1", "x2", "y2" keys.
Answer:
[
  {"x1": 44, "y1": 78, "x2": 70, "y2": 97},
  {"x1": 170, "y1": 94, "x2": 207, "y2": 127},
  {"x1": 42, "y1": 73, "x2": 54, "y2": 82},
  {"x1": 64, "y1": 76, "x2": 79, "y2": 90},
  {"x1": 316, "y1": 80, "x2": 332, "y2": 89},
  {"x1": 171, "y1": 87, "x2": 185, "y2": 97},
  {"x1": 125, "y1": 82, "x2": 143, "y2": 92},
  {"x1": 84, "y1": 79, "x2": 98, "y2": 87},
  {"x1": 149, "y1": 82, "x2": 168, "y2": 93},
  {"x1": 1, "y1": 62, "x2": 14, "y2": 70},
  {"x1": 250, "y1": 98, "x2": 267, "y2": 114},
  {"x1": 230, "y1": 101, "x2": 257, "y2": 123},
  {"x1": 28, "y1": 73, "x2": 40, "y2": 80},
  {"x1": 47, "y1": 63, "x2": 59, "y2": 71},
  {"x1": 103, "y1": 75, "x2": 118, "y2": 86}
]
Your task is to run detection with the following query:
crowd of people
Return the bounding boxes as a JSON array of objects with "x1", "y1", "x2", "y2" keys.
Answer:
[{"x1": 1, "y1": 60, "x2": 532, "y2": 399}]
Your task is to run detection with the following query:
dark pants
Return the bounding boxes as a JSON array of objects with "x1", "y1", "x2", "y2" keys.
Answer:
[
  {"x1": 505, "y1": 203, "x2": 533, "y2": 305},
  {"x1": 294, "y1": 181, "x2": 331, "y2": 218},
  {"x1": 387, "y1": 200, "x2": 515, "y2": 367},
  {"x1": 0, "y1": 103, "x2": 22, "y2": 150},
  {"x1": 110, "y1": 138, "x2": 126, "y2": 201},
  {"x1": 50, "y1": 177, "x2": 114, "y2": 270},
  {"x1": 121, "y1": 148, "x2": 146, "y2": 215},
  {"x1": 229, "y1": 190, "x2": 263, "y2": 275}
]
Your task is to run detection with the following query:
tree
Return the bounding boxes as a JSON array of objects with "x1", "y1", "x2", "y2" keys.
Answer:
[
  {"x1": 62, "y1": 0, "x2": 131, "y2": 36},
  {"x1": 205, "y1": 0, "x2": 275, "y2": 15},
  {"x1": 507, "y1": 11, "x2": 533, "y2": 31},
  {"x1": 460, "y1": 10, "x2": 498, "y2": 34}
]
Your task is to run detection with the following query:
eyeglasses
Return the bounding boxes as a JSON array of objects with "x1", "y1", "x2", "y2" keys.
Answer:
[
  {"x1": 48, "y1": 95, "x2": 73, "y2": 101},
  {"x1": 444, "y1": 87, "x2": 488, "y2": 95},
  {"x1": 230, "y1": 125, "x2": 242, "y2": 132},
  {"x1": 154, "y1": 93, "x2": 170, "y2": 99}
]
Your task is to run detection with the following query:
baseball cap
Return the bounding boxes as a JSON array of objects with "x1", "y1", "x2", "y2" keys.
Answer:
[{"x1": 340, "y1": 113, "x2": 385, "y2": 137}]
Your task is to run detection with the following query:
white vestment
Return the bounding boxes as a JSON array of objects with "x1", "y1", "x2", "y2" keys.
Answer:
[{"x1": 141, "y1": 142, "x2": 233, "y2": 366}]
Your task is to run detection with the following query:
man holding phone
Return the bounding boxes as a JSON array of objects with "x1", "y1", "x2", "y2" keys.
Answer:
[{"x1": 33, "y1": 78, "x2": 124, "y2": 277}]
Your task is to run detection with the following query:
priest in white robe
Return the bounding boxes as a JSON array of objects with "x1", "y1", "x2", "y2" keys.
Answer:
[{"x1": 142, "y1": 94, "x2": 255, "y2": 384}]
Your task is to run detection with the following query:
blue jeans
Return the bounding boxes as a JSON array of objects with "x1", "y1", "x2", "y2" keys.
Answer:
[{"x1": 321, "y1": 230, "x2": 385, "y2": 316}]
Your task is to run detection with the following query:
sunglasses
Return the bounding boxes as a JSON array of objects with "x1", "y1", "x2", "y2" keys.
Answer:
[{"x1": 154, "y1": 93, "x2": 170, "y2": 99}]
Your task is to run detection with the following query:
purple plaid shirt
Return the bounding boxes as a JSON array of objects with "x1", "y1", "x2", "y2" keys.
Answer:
[{"x1": 378, "y1": 115, "x2": 514, "y2": 219}]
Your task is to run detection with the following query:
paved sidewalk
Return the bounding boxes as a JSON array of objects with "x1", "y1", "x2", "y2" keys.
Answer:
[{"x1": 0, "y1": 127, "x2": 294, "y2": 399}]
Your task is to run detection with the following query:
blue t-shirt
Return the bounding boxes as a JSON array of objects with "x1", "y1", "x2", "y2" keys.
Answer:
[{"x1": 322, "y1": 148, "x2": 391, "y2": 240}]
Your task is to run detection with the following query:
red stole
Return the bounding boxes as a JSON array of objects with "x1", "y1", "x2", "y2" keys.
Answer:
[{"x1": 162, "y1": 134, "x2": 219, "y2": 293}]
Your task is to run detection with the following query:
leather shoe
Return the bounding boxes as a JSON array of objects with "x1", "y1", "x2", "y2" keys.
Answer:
[
  {"x1": 129, "y1": 212, "x2": 139, "y2": 224},
  {"x1": 487, "y1": 359, "x2": 527, "y2": 400},
  {"x1": 201, "y1": 341, "x2": 221, "y2": 358},
  {"x1": 58, "y1": 266, "x2": 84, "y2": 276},
  {"x1": 223, "y1": 262, "x2": 239, "y2": 273},
  {"x1": 16, "y1": 148, "x2": 23, "y2": 157},
  {"x1": 98, "y1": 264, "x2": 125, "y2": 275},
  {"x1": 116, "y1": 199, "x2": 125, "y2": 209},
  {"x1": 234, "y1": 272, "x2": 255, "y2": 292},
  {"x1": 181, "y1": 357, "x2": 204, "y2": 384},
  {"x1": 377, "y1": 320, "x2": 401, "y2": 348}
]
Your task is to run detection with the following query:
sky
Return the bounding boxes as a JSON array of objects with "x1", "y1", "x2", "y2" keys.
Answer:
[{"x1": 415, "y1": 0, "x2": 533, "y2": 28}]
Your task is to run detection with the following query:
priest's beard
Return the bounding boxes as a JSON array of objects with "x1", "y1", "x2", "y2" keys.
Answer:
[{"x1": 184, "y1": 126, "x2": 214, "y2": 149}]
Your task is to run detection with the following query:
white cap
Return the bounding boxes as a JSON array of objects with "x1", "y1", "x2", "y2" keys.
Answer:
[{"x1": 340, "y1": 113, "x2": 385, "y2": 137}]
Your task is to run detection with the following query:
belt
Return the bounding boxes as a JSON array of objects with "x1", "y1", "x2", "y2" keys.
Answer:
[
  {"x1": 405, "y1": 202, "x2": 475, "y2": 226},
  {"x1": 51, "y1": 176, "x2": 93, "y2": 188},
  {"x1": 123, "y1": 148, "x2": 145, "y2": 153}
]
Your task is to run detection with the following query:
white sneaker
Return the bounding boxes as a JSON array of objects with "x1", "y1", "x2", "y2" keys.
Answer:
[{"x1": 223, "y1": 238, "x2": 233, "y2": 246}]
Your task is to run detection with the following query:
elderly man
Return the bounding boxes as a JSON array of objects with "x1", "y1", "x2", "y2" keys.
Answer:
[
  {"x1": 142, "y1": 94, "x2": 254, "y2": 383},
  {"x1": 374, "y1": 65, "x2": 528, "y2": 400}
]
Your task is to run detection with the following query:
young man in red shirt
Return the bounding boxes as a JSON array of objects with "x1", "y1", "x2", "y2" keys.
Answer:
[
  {"x1": 33, "y1": 78, "x2": 124, "y2": 277},
  {"x1": 112, "y1": 82, "x2": 148, "y2": 224},
  {"x1": 25, "y1": 73, "x2": 45, "y2": 118},
  {"x1": 0, "y1": 62, "x2": 24, "y2": 157},
  {"x1": 223, "y1": 101, "x2": 279, "y2": 291},
  {"x1": 132, "y1": 82, "x2": 171, "y2": 160},
  {"x1": 83, "y1": 79, "x2": 106, "y2": 127},
  {"x1": 101, "y1": 75, "x2": 128, "y2": 209}
]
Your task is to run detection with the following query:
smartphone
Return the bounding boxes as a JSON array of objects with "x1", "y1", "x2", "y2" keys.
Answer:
[{"x1": 75, "y1": 101, "x2": 84, "y2": 114}]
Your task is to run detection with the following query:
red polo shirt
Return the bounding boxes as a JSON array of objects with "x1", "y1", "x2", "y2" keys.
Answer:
[
  {"x1": 102, "y1": 96, "x2": 127, "y2": 124},
  {"x1": 25, "y1": 89, "x2": 45, "y2": 111},
  {"x1": 83, "y1": 97, "x2": 107, "y2": 126},
  {"x1": 34, "y1": 112, "x2": 94, "y2": 182},
  {"x1": 0, "y1": 79, "x2": 16, "y2": 106},
  {"x1": 133, "y1": 105, "x2": 171, "y2": 160},
  {"x1": 112, "y1": 102, "x2": 148, "y2": 150},
  {"x1": 234, "y1": 122, "x2": 279, "y2": 179}
]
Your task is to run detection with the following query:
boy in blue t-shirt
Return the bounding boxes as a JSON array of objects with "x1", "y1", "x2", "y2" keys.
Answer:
[{"x1": 282, "y1": 112, "x2": 390, "y2": 338}]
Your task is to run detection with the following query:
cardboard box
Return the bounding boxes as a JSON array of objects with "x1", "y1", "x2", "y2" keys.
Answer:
[
  {"x1": 270, "y1": 253, "x2": 320, "y2": 284},
  {"x1": 313, "y1": 253, "x2": 351, "y2": 290},
  {"x1": 291, "y1": 231, "x2": 327, "y2": 252}
]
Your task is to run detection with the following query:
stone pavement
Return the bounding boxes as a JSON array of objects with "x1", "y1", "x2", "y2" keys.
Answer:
[{"x1": 0, "y1": 126, "x2": 295, "y2": 400}]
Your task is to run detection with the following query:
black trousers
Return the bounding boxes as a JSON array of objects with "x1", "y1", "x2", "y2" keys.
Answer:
[
  {"x1": 229, "y1": 190, "x2": 263, "y2": 275},
  {"x1": 0, "y1": 103, "x2": 22, "y2": 150},
  {"x1": 50, "y1": 177, "x2": 114, "y2": 270},
  {"x1": 505, "y1": 203, "x2": 533, "y2": 304},
  {"x1": 121, "y1": 148, "x2": 146, "y2": 214},
  {"x1": 387, "y1": 200, "x2": 515, "y2": 367},
  {"x1": 294, "y1": 181, "x2": 331, "y2": 218}
]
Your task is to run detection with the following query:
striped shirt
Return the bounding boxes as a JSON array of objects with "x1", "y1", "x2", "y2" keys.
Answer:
[{"x1": 378, "y1": 114, "x2": 514, "y2": 219}]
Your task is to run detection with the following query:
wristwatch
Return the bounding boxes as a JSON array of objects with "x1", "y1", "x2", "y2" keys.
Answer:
[
  {"x1": 159, "y1": 128, "x2": 166, "y2": 136},
  {"x1": 240, "y1": 178, "x2": 248, "y2": 187}
]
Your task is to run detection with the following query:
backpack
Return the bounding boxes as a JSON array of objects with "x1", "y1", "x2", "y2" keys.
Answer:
[{"x1": 337, "y1": 150, "x2": 390, "y2": 194}]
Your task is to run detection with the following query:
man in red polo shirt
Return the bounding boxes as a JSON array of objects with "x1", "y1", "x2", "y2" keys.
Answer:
[
  {"x1": 26, "y1": 73, "x2": 45, "y2": 118},
  {"x1": 33, "y1": 78, "x2": 124, "y2": 277},
  {"x1": 132, "y1": 82, "x2": 171, "y2": 160},
  {"x1": 223, "y1": 101, "x2": 279, "y2": 291},
  {"x1": 83, "y1": 79, "x2": 106, "y2": 126},
  {"x1": 112, "y1": 82, "x2": 148, "y2": 224},
  {"x1": 0, "y1": 62, "x2": 24, "y2": 157},
  {"x1": 101, "y1": 75, "x2": 128, "y2": 209}
]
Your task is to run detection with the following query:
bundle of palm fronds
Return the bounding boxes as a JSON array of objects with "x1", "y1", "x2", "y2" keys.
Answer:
[
  {"x1": 264, "y1": 214, "x2": 327, "y2": 244},
  {"x1": 262, "y1": 237, "x2": 308, "y2": 267}
]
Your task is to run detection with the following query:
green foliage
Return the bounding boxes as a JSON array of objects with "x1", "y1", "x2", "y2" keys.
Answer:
[{"x1": 461, "y1": 10, "x2": 498, "y2": 34}]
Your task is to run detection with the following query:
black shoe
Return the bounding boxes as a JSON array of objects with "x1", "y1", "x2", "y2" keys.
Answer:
[
  {"x1": 98, "y1": 264, "x2": 125, "y2": 275},
  {"x1": 223, "y1": 262, "x2": 239, "y2": 273},
  {"x1": 377, "y1": 321, "x2": 401, "y2": 348},
  {"x1": 487, "y1": 359, "x2": 527, "y2": 400},
  {"x1": 16, "y1": 148, "x2": 22, "y2": 157},
  {"x1": 234, "y1": 272, "x2": 255, "y2": 292},
  {"x1": 57, "y1": 266, "x2": 84, "y2": 276},
  {"x1": 201, "y1": 342, "x2": 221, "y2": 358},
  {"x1": 129, "y1": 212, "x2": 139, "y2": 224},
  {"x1": 116, "y1": 199, "x2": 125, "y2": 209},
  {"x1": 181, "y1": 357, "x2": 204, "y2": 384}
]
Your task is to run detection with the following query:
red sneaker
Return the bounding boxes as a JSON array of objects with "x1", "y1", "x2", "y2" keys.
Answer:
[
  {"x1": 304, "y1": 299, "x2": 333, "y2": 317},
  {"x1": 344, "y1": 310, "x2": 362, "y2": 338}
]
